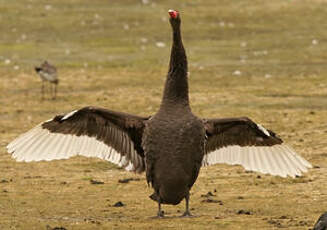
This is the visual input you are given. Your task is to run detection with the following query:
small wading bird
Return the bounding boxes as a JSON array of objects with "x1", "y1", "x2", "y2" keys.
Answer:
[
  {"x1": 7, "y1": 10, "x2": 312, "y2": 218},
  {"x1": 35, "y1": 61, "x2": 59, "y2": 100}
]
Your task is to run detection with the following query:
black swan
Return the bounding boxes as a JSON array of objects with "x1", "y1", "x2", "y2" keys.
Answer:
[
  {"x1": 7, "y1": 10, "x2": 311, "y2": 217},
  {"x1": 35, "y1": 60, "x2": 59, "y2": 99},
  {"x1": 313, "y1": 212, "x2": 327, "y2": 230}
]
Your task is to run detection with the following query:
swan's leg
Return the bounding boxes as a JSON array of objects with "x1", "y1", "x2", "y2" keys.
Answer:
[
  {"x1": 181, "y1": 192, "x2": 192, "y2": 217},
  {"x1": 157, "y1": 198, "x2": 164, "y2": 218}
]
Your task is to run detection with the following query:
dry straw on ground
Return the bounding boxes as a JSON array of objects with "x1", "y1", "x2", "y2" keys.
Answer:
[{"x1": 1, "y1": 0, "x2": 327, "y2": 229}]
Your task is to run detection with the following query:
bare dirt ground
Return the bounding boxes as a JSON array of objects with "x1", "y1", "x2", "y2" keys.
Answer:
[{"x1": 1, "y1": 0, "x2": 327, "y2": 229}]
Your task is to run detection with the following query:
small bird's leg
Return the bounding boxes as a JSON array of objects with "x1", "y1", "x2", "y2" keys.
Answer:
[
  {"x1": 47, "y1": 82, "x2": 50, "y2": 99},
  {"x1": 45, "y1": 81, "x2": 48, "y2": 99},
  {"x1": 51, "y1": 84, "x2": 55, "y2": 100},
  {"x1": 54, "y1": 84, "x2": 57, "y2": 100},
  {"x1": 41, "y1": 81, "x2": 44, "y2": 100},
  {"x1": 47, "y1": 82, "x2": 49, "y2": 99},
  {"x1": 51, "y1": 83, "x2": 53, "y2": 99},
  {"x1": 181, "y1": 192, "x2": 192, "y2": 217}
]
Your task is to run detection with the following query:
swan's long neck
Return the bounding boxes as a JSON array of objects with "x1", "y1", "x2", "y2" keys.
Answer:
[{"x1": 160, "y1": 24, "x2": 190, "y2": 111}]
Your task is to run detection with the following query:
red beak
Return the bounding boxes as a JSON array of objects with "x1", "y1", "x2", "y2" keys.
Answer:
[{"x1": 168, "y1": 9, "x2": 178, "y2": 19}]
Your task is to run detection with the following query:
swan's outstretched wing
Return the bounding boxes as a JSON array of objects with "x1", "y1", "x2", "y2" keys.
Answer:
[
  {"x1": 203, "y1": 117, "x2": 312, "y2": 177},
  {"x1": 7, "y1": 106, "x2": 149, "y2": 173}
]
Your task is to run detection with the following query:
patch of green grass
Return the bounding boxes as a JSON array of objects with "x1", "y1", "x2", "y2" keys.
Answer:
[{"x1": 81, "y1": 177, "x2": 93, "y2": 181}]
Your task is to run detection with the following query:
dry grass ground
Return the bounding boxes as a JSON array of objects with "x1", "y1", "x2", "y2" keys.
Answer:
[{"x1": 1, "y1": 0, "x2": 327, "y2": 229}]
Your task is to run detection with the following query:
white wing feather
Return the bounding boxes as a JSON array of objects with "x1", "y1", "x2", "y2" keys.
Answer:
[
  {"x1": 7, "y1": 123, "x2": 144, "y2": 172},
  {"x1": 203, "y1": 144, "x2": 312, "y2": 178}
]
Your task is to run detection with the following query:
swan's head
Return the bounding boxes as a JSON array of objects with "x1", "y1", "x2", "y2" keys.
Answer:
[
  {"x1": 168, "y1": 9, "x2": 181, "y2": 27},
  {"x1": 168, "y1": 9, "x2": 179, "y2": 19}
]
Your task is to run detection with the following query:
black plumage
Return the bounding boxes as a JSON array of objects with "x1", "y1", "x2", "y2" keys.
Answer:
[
  {"x1": 313, "y1": 212, "x2": 327, "y2": 230},
  {"x1": 7, "y1": 10, "x2": 311, "y2": 217}
]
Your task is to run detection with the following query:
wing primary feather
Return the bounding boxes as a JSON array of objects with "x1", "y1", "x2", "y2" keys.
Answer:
[
  {"x1": 40, "y1": 134, "x2": 63, "y2": 160},
  {"x1": 270, "y1": 147, "x2": 287, "y2": 178},
  {"x1": 124, "y1": 138, "x2": 132, "y2": 168},
  {"x1": 282, "y1": 146, "x2": 302, "y2": 176},
  {"x1": 247, "y1": 147, "x2": 256, "y2": 172},
  {"x1": 107, "y1": 147, "x2": 113, "y2": 162},
  {"x1": 102, "y1": 144, "x2": 109, "y2": 161},
  {"x1": 218, "y1": 148, "x2": 223, "y2": 163},
  {"x1": 265, "y1": 147, "x2": 282, "y2": 176},
  {"x1": 257, "y1": 148, "x2": 269, "y2": 174},
  {"x1": 7, "y1": 127, "x2": 36, "y2": 151},
  {"x1": 100, "y1": 127, "x2": 110, "y2": 159},
  {"x1": 29, "y1": 131, "x2": 55, "y2": 161},
  {"x1": 46, "y1": 134, "x2": 62, "y2": 160},
  {"x1": 242, "y1": 147, "x2": 250, "y2": 171},
  {"x1": 74, "y1": 135, "x2": 83, "y2": 155},
  {"x1": 54, "y1": 134, "x2": 72, "y2": 159},
  {"x1": 283, "y1": 145, "x2": 312, "y2": 168},
  {"x1": 232, "y1": 146, "x2": 241, "y2": 165},
  {"x1": 253, "y1": 147, "x2": 263, "y2": 173},
  {"x1": 58, "y1": 135, "x2": 75, "y2": 160},
  {"x1": 109, "y1": 146, "x2": 116, "y2": 163},
  {"x1": 97, "y1": 140, "x2": 106, "y2": 158},
  {"x1": 112, "y1": 128, "x2": 118, "y2": 151},
  {"x1": 81, "y1": 136, "x2": 91, "y2": 157},
  {"x1": 277, "y1": 148, "x2": 292, "y2": 177},
  {"x1": 281, "y1": 145, "x2": 307, "y2": 173},
  {"x1": 84, "y1": 136, "x2": 94, "y2": 157},
  {"x1": 14, "y1": 131, "x2": 46, "y2": 161},
  {"x1": 118, "y1": 132, "x2": 125, "y2": 162},
  {"x1": 78, "y1": 135, "x2": 88, "y2": 155},
  {"x1": 224, "y1": 147, "x2": 231, "y2": 164},
  {"x1": 276, "y1": 145, "x2": 298, "y2": 177},
  {"x1": 266, "y1": 147, "x2": 283, "y2": 177},
  {"x1": 9, "y1": 126, "x2": 44, "y2": 153},
  {"x1": 36, "y1": 131, "x2": 62, "y2": 161}
]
